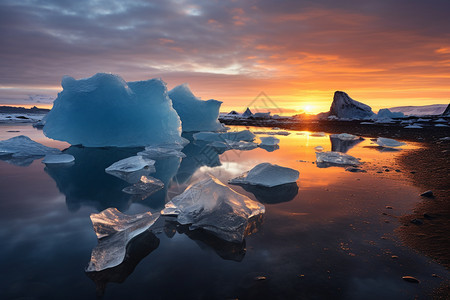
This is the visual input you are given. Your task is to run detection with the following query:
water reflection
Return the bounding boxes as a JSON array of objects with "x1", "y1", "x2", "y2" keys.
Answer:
[
  {"x1": 86, "y1": 230, "x2": 160, "y2": 297},
  {"x1": 330, "y1": 136, "x2": 364, "y2": 153},
  {"x1": 258, "y1": 144, "x2": 280, "y2": 152},
  {"x1": 0, "y1": 154, "x2": 37, "y2": 167},
  {"x1": 233, "y1": 182, "x2": 299, "y2": 204},
  {"x1": 45, "y1": 146, "x2": 181, "y2": 212}
]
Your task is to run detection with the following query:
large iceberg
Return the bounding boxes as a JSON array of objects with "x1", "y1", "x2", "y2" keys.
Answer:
[
  {"x1": 193, "y1": 130, "x2": 255, "y2": 142},
  {"x1": 316, "y1": 151, "x2": 361, "y2": 167},
  {"x1": 168, "y1": 84, "x2": 224, "y2": 132},
  {"x1": 86, "y1": 208, "x2": 160, "y2": 272},
  {"x1": 162, "y1": 176, "x2": 265, "y2": 242},
  {"x1": 229, "y1": 163, "x2": 299, "y2": 187},
  {"x1": 105, "y1": 156, "x2": 156, "y2": 183},
  {"x1": 43, "y1": 73, "x2": 184, "y2": 147},
  {"x1": 329, "y1": 91, "x2": 375, "y2": 119},
  {"x1": 0, "y1": 135, "x2": 60, "y2": 158}
]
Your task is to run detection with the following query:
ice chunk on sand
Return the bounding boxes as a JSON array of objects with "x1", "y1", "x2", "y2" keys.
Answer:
[
  {"x1": 122, "y1": 175, "x2": 164, "y2": 196},
  {"x1": 86, "y1": 208, "x2": 160, "y2": 272},
  {"x1": 0, "y1": 135, "x2": 60, "y2": 157},
  {"x1": 316, "y1": 151, "x2": 361, "y2": 166},
  {"x1": 330, "y1": 133, "x2": 358, "y2": 141},
  {"x1": 193, "y1": 130, "x2": 255, "y2": 142},
  {"x1": 162, "y1": 176, "x2": 265, "y2": 242},
  {"x1": 43, "y1": 73, "x2": 184, "y2": 147},
  {"x1": 229, "y1": 163, "x2": 299, "y2": 187},
  {"x1": 105, "y1": 156, "x2": 156, "y2": 183},
  {"x1": 375, "y1": 137, "x2": 406, "y2": 148},
  {"x1": 404, "y1": 124, "x2": 423, "y2": 129},
  {"x1": 209, "y1": 140, "x2": 258, "y2": 151},
  {"x1": 168, "y1": 84, "x2": 224, "y2": 132},
  {"x1": 42, "y1": 154, "x2": 75, "y2": 165},
  {"x1": 259, "y1": 136, "x2": 280, "y2": 146}
]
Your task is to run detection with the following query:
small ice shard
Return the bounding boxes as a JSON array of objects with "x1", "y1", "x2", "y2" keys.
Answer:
[
  {"x1": 404, "y1": 124, "x2": 423, "y2": 129},
  {"x1": 0, "y1": 135, "x2": 60, "y2": 157},
  {"x1": 42, "y1": 154, "x2": 75, "y2": 165},
  {"x1": 137, "y1": 146, "x2": 186, "y2": 159},
  {"x1": 253, "y1": 131, "x2": 290, "y2": 136},
  {"x1": 168, "y1": 84, "x2": 224, "y2": 132},
  {"x1": 310, "y1": 132, "x2": 326, "y2": 137},
  {"x1": 161, "y1": 176, "x2": 265, "y2": 242},
  {"x1": 375, "y1": 137, "x2": 406, "y2": 148},
  {"x1": 330, "y1": 133, "x2": 358, "y2": 141},
  {"x1": 435, "y1": 124, "x2": 449, "y2": 127},
  {"x1": 105, "y1": 156, "x2": 156, "y2": 183},
  {"x1": 434, "y1": 118, "x2": 446, "y2": 123},
  {"x1": 314, "y1": 146, "x2": 324, "y2": 151},
  {"x1": 229, "y1": 163, "x2": 299, "y2": 187},
  {"x1": 193, "y1": 130, "x2": 255, "y2": 142},
  {"x1": 259, "y1": 136, "x2": 280, "y2": 146},
  {"x1": 122, "y1": 175, "x2": 164, "y2": 196},
  {"x1": 316, "y1": 151, "x2": 361, "y2": 166},
  {"x1": 86, "y1": 208, "x2": 160, "y2": 272},
  {"x1": 209, "y1": 140, "x2": 258, "y2": 151}
]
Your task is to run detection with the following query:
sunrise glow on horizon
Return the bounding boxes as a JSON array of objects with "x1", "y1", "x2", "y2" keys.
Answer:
[{"x1": 1, "y1": 1, "x2": 449, "y2": 114}]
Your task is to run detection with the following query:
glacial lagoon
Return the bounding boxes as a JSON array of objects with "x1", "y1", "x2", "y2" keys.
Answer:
[{"x1": 0, "y1": 124, "x2": 447, "y2": 299}]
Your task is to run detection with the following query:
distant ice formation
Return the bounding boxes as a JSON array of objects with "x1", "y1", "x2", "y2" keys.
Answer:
[
  {"x1": 375, "y1": 137, "x2": 406, "y2": 148},
  {"x1": 376, "y1": 108, "x2": 404, "y2": 119},
  {"x1": 162, "y1": 176, "x2": 265, "y2": 242},
  {"x1": 329, "y1": 91, "x2": 375, "y2": 119},
  {"x1": 388, "y1": 104, "x2": 447, "y2": 116},
  {"x1": 229, "y1": 163, "x2": 299, "y2": 187},
  {"x1": 43, "y1": 73, "x2": 184, "y2": 147},
  {"x1": 86, "y1": 208, "x2": 160, "y2": 272},
  {"x1": 242, "y1": 107, "x2": 253, "y2": 117},
  {"x1": 168, "y1": 84, "x2": 224, "y2": 132},
  {"x1": 316, "y1": 151, "x2": 361, "y2": 166},
  {"x1": 0, "y1": 135, "x2": 60, "y2": 158},
  {"x1": 105, "y1": 156, "x2": 156, "y2": 183}
]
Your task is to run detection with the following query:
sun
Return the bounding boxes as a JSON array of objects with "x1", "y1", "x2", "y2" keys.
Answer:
[{"x1": 303, "y1": 104, "x2": 314, "y2": 114}]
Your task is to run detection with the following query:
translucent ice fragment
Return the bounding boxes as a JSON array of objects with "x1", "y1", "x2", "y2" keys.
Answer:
[
  {"x1": 259, "y1": 136, "x2": 280, "y2": 146},
  {"x1": 162, "y1": 176, "x2": 265, "y2": 242},
  {"x1": 86, "y1": 208, "x2": 160, "y2": 272},
  {"x1": 330, "y1": 133, "x2": 358, "y2": 141},
  {"x1": 375, "y1": 137, "x2": 406, "y2": 148},
  {"x1": 122, "y1": 175, "x2": 164, "y2": 196},
  {"x1": 229, "y1": 163, "x2": 299, "y2": 187},
  {"x1": 42, "y1": 154, "x2": 75, "y2": 164},
  {"x1": 316, "y1": 151, "x2": 361, "y2": 166},
  {"x1": 105, "y1": 156, "x2": 155, "y2": 183}
]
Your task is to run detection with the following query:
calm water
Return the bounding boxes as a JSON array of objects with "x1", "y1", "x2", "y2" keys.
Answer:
[{"x1": 0, "y1": 124, "x2": 447, "y2": 300}]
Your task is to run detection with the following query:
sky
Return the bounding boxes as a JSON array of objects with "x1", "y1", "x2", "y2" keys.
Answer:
[{"x1": 1, "y1": 0, "x2": 449, "y2": 114}]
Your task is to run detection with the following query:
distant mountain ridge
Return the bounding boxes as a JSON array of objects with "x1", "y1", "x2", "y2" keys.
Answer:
[
  {"x1": 0, "y1": 106, "x2": 50, "y2": 114},
  {"x1": 388, "y1": 104, "x2": 447, "y2": 116}
]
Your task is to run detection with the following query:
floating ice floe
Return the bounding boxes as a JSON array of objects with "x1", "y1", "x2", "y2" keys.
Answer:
[
  {"x1": 435, "y1": 124, "x2": 449, "y2": 127},
  {"x1": 375, "y1": 137, "x2": 406, "y2": 148},
  {"x1": 433, "y1": 118, "x2": 446, "y2": 123},
  {"x1": 229, "y1": 163, "x2": 299, "y2": 187},
  {"x1": 168, "y1": 84, "x2": 224, "y2": 132},
  {"x1": 86, "y1": 208, "x2": 160, "y2": 272},
  {"x1": 138, "y1": 146, "x2": 186, "y2": 159},
  {"x1": 162, "y1": 176, "x2": 265, "y2": 242},
  {"x1": 193, "y1": 130, "x2": 255, "y2": 142},
  {"x1": 310, "y1": 132, "x2": 326, "y2": 137},
  {"x1": 122, "y1": 175, "x2": 164, "y2": 196},
  {"x1": 404, "y1": 124, "x2": 423, "y2": 129},
  {"x1": 259, "y1": 136, "x2": 280, "y2": 146},
  {"x1": 43, "y1": 73, "x2": 184, "y2": 147},
  {"x1": 0, "y1": 135, "x2": 60, "y2": 157},
  {"x1": 330, "y1": 133, "x2": 358, "y2": 141},
  {"x1": 209, "y1": 140, "x2": 258, "y2": 151},
  {"x1": 316, "y1": 151, "x2": 361, "y2": 166},
  {"x1": 360, "y1": 122, "x2": 374, "y2": 125},
  {"x1": 314, "y1": 146, "x2": 324, "y2": 151},
  {"x1": 105, "y1": 156, "x2": 156, "y2": 183},
  {"x1": 42, "y1": 154, "x2": 75, "y2": 165}
]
